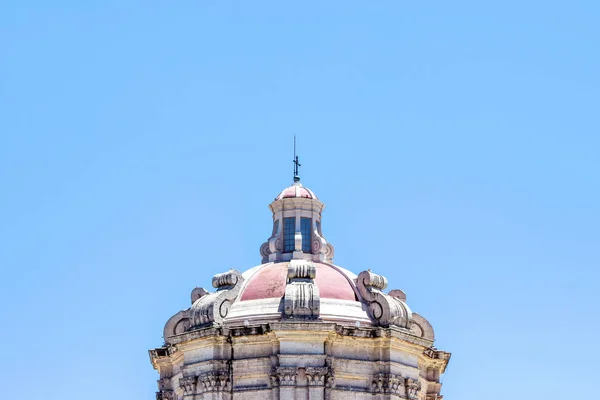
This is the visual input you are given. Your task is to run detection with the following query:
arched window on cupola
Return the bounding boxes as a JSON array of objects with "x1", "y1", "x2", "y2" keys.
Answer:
[
  {"x1": 283, "y1": 217, "x2": 295, "y2": 253},
  {"x1": 301, "y1": 217, "x2": 312, "y2": 253}
]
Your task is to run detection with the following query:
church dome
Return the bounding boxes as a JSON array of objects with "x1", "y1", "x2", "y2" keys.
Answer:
[
  {"x1": 161, "y1": 178, "x2": 421, "y2": 337},
  {"x1": 152, "y1": 174, "x2": 451, "y2": 400},
  {"x1": 275, "y1": 182, "x2": 318, "y2": 200},
  {"x1": 239, "y1": 262, "x2": 356, "y2": 302},
  {"x1": 223, "y1": 261, "x2": 370, "y2": 325}
]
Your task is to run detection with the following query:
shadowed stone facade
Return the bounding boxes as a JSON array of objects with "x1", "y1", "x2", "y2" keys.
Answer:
[{"x1": 150, "y1": 180, "x2": 450, "y2": 399}]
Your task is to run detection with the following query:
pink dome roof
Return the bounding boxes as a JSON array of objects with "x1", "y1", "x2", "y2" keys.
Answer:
[
  {"x1": 240, "y1": 262, "x2": 357, "y2": 302},
  {"x1": 275, "y1": 184, "x2": 318, "y2": 200}
]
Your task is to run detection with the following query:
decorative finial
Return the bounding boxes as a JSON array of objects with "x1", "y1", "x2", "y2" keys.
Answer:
[{"x1": 293, "y1": 135, "x2": 301, "y2": 183}]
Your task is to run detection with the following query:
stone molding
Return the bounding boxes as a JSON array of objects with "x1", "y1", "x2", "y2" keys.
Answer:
[
  {"x1": 420, "y1": 347, "x2": 452, "y2": 375},
  {"x1": 356, "y1": 270, "x2": 412, "y2": 328},
  {"x1": 423, "y1": 347, "x2": 451, "y2": 361},
  {"x1": 283, "y1": 260, "x2": 320, "y2": 318},
  {"x1": 149, "y1": 345, "x2": 180, "y2": 371},
  {"x1": 152, "y1": 324, "x2": 447, "y2": 398},
  {"x1": 287, "y1": 260, "x2": 316, "y2": 280},
  {"x1": 149, "y1": 345, "x2": 177, "y2": 360}
]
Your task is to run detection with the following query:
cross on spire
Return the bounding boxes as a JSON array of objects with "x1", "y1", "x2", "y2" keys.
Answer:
[{"x1": 293, "y1": 136, "x2": 301, "y2": 182}]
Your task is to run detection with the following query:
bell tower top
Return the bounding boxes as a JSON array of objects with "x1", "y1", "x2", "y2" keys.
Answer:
[
  {"x1": 260, "y1": 181, "x2": 334, "y2": 263},
  {"x1": 260, "y1": 178, "x2": 334, "y2": 264},
  {"x1": 259, "y1": 137, "x2": 334, "y2": 263}
]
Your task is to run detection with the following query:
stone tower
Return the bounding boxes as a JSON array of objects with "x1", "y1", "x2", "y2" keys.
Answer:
[{"x1": 150, "y1": 178, "x2": 450, "y2": 400}]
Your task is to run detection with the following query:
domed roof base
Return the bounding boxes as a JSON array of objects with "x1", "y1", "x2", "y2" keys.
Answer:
[{"x1": 150, "y1": 321, "x2": 450, "y2": 400}]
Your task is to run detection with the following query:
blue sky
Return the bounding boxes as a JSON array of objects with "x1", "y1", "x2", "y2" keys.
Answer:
[{"x1": 1, "y1": 1, "x2": 598, "y2": 398}]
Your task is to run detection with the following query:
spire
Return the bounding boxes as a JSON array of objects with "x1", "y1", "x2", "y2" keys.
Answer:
[{"x1": 293, "y1": 135, "x2": 301, "y2": 183}]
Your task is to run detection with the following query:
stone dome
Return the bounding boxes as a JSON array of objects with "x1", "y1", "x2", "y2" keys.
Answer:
[
  {"x1": 239, "y1": 263, "x2": 356, "y2": 302},
  {"x1": 161, "y1": 181, "x2": 427, "y2": 339},
  {"x1": 225, "y1": 261, "x2": 371, "y2": 326},
  {"x1": 162, "y1": 259, "x2": 427, "y2": 342},
  {"x1": 275, "y1": 182, "x2": 318, "y2": 200}
]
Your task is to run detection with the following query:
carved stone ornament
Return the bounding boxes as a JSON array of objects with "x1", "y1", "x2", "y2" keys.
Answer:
[
  {"x1": 371, "y1": 373, "x2": 405, "y2": 395},
  {"x1": 311, "y1": 226, "x2": 329, "y2": 258},
  {"x1": 190, "y1": 287, "x2": 209, "y2": 304},
  {"x1": 356, "y1": 270, "x2": 412, "y2": 328},
  {"x1": 324, "y1": 242, "x2": 335, "y2": 261},
  {"x1": 305, "y1": 367, "x2": 329, "y2": 386},
  {"x1": 163, "y1": 269, "x2": 244, "y2": 339},
  {"x1": 260, "y1": 241, "x2": 271, "y2": 262},
  {"x1": 283, "y1": 260, "x2": 320, "y2": 318},
  {"x1": 271, "y1": 367, "x2": 298, "y2": 387},
  {"x1": 162, "y1": 310, "x2": 191, "y2": 339},
  {"x1": 155, "y1": 390, "x2": 175, "y2": 400},
  {"x1": 325, "y1": 368, "x2": 335, "y2": 388},
  {"x1": 190, "y1": 269, "x2": 244, "y2": 327},
  {"x1": 406, "y1": 377, "x2": 421, "y2": 400},
  {"x1": 157, "y1": 378, "x2": 171, "y2": 391},
  {"x1": 410, "y1": 313, "x2": 435, "y2": 341},
  {"x1": 261, "y1": 214, "x2": 282, "y2": 263},
  {"x1": 179, "y1": 376, "x2": 197, "y2": 395},
  {"x1": 199, "y1": 371, "x2": 231, "y2": 393},
  {"x1": 150, "y1": 345, "x2": 179, "y2": 362}
]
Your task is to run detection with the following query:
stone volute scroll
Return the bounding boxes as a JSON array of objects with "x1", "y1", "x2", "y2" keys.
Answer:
[
  {"x1": 190, "y1": 269, "x2": 244, "y2": 327},
  {"x1": 410, "y1": 313, "x2": 435, "y2": 341},
  {"x1": 283, "y1": 260, "x2": 320, "y2": 318},
  {"x1": 162, "y1": 269, "x2": 244, "y2": 341},
  {"x1": 356, "y1": 270, "x2": 412, "y2": 328},
  {"x1": 163, "y1": 310, "x2": 192, "y2": 340}
]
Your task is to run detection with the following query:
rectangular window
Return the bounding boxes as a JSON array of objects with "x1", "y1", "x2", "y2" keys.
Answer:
[
  {"x1": 283, "y1": 217, "x2": 296, "y2": 252},
  {"x1": 301, "y1": 217, "x2": 312, "y2": 253}
]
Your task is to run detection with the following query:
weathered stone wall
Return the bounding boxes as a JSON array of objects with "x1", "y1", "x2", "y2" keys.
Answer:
[{"x1": 151, "y1": 322, "x2": 449, "y2": 400}]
